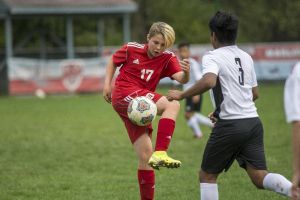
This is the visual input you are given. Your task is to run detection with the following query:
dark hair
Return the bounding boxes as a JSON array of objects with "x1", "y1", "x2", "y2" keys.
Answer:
[
  {"x1": 177, "y1": 40, "x2": 190, "y2": 49},
  {"x1": 209, "y1": 11, "x2": 239, "y2": 44}
]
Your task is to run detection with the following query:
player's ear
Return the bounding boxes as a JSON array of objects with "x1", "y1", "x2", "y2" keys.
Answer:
[
  {"x1": 212, "y1": 32, "x2": 217, "y2": 42},
  {"x1": 210, "y1": 32, "x2": 218, "y2": 47},
  {"x1": 210, "y1": 33, "x2": 214, "y2": 43},
  {"x1": 147, "y1": 34, "x2": 150, "y2": 42}
]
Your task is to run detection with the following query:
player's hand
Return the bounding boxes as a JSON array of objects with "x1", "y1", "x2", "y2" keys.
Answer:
[
  {"x1": 103, "y1": 85, "x2": 112, "y2": 104},
  {"x1": 180, "y1": 59, "x2": 190, "y2": 73},
  {"x1": 167, "y1": 90, "x2": 184, "y2": 101},
  {"x1": 208, "y1": 112, "x2": 218, "y2": 124},
  {"x1": 192, "y1": 95, "x2": 200, "y2": 104}
]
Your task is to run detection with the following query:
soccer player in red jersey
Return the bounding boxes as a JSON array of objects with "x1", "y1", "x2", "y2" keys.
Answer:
[{"x1": 103, "y1": 22, "x2": 190, "y2": 200}]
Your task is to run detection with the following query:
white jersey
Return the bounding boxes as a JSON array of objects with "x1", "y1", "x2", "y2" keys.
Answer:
[
  {"x1": 183, "y1": 58, "x2": 203, "y2": 91},
  {"x1": 202, "y1": 45, "x2": 258, "y2": 120},
  {"x1": 284, "y1": 62, "x2": 300, "y2": 123}
]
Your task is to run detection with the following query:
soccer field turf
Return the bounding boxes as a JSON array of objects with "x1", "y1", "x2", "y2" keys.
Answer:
[{"x1": 0, "y1": 83, "x2": 292, "y2": 200}]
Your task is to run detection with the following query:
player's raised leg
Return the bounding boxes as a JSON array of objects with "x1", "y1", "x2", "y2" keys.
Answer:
[
  {"x1": 246, "y1": 166, "x2": 292, "y2": 197},
  {"x1": 148, "y1": 96, "x2": 181, "y2": 169},
  {"x1": 134, "y1": 133, "x2": 155, "y2": 200}
]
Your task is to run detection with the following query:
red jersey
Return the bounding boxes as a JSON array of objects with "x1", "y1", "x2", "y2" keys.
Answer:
[{"x1": 112, "y1": 42, "x2": 181, "y2": 94}]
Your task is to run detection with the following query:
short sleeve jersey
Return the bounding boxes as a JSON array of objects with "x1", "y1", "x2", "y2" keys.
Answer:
[
  {"x1": 183, "y1": 57, "x2": 202, "y2": 91},
  {"x1": 112, "y1": 42, "x2": 181, "y2": 92},
  {"x1": 202, "y1": 45, "x2": 258, "y2": 120},
  {"x1": 284, "y1": 62, "x2": 300, "y2": 123}
]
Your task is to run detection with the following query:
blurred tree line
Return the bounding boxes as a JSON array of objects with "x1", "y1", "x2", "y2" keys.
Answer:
[
  {"x1": 0, "y1": 0, "x2": 299, "y2": 51},
  {"x1": 132, "y1": 0, "x2": 300, "y2": 43}
]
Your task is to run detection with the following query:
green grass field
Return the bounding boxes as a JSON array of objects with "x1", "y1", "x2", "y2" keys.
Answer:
[{"x1": 0, "y1": 83, "x2": 292, "y2": 200}]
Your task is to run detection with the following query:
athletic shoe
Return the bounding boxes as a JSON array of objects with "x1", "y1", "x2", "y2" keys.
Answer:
[{"x1": 148, "y1": 151, "x2": 181, "y2": 170}]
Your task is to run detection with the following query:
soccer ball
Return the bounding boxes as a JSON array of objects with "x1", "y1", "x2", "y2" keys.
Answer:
[
  {"x1": 35, "y1": 89, "x2": 46, "y2": 99},
  {"x1": 127, "y1": 96, "x2": 157, "y2": 126}
]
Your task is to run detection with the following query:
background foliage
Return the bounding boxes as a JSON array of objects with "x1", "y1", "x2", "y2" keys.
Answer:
[
  {"x1": 0, "y1": 0, "x2": 299, "y2": 50},
  {"x1": 131, "y1": 0, "x2": 300, "y2": 43}
]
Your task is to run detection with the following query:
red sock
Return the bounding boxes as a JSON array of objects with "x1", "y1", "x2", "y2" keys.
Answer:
[
  {"x1": 138, "y1": 170, "x2": 155, "y2": 200},
  {"x1": 155, "y1": 118, "x2": 175, "y2": 151}
]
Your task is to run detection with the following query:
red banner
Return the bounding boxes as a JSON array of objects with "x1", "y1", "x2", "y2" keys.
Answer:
[{"x1": 252, "y1": 43, "x2": 300, "y2": 60}]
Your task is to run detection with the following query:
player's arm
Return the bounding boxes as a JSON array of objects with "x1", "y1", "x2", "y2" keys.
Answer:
[
  {"x1": 192, "y1": 95, "x2": 200, "y2": 104},
  {"x1": 103, "y1": 44, "x2": 127, "y2": 103},
  {"x1": 252, "y1": 86, "x2": 259, "y2": 101},
  {"x1": 289, "y1": 67, "x2": 300, "y2": 191},
  {"x1": 292, "y1": 121, "x2": 300, "y2": 185},
  {"x1": 171, "y1": 59, "x2": 190, "y2": 84},
  {"x1": 103, "y1": 57, "x2": 117, "y2": 103},
  {"x1": 250, "y1": 57, "x2": 259, "y2": 101},
  {"x1": 167, "y1": 73, "x2": 217, "y2": 101}
]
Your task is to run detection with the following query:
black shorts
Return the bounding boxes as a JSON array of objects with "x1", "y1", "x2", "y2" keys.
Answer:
[
  {"x1": 201, "y1": 117, "x2": 267, "y2": 174},
  {"x1": 185, "y1": 95, "x2": 203, "y2": 112}
]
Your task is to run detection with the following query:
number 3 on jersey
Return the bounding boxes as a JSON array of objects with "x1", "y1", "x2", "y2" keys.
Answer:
[
  {"x1": 235, "y1": 58, "x2": 244, "y2": 85},
  {"x1": 141, "y1": 69, "x2": 154, "y2": 82}
]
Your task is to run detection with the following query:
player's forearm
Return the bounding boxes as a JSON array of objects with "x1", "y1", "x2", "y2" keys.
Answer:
[
  {"x1": 104, "y1": 58, "x2": 117, "y2": 86},
  {"x1": 181, "y1": 71, "x2": 190, "y2": 84},
  {"x1": 252, "y1": 87, "x2": 259, "y2": 101},
  {"x1": 292, "y1": 121, "x2": 300, "y2": 175}
]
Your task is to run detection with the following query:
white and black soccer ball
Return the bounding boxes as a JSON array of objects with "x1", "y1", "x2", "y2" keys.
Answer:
[{"x1": 127, "y1": 96, "x2": 157, "y2": 126}]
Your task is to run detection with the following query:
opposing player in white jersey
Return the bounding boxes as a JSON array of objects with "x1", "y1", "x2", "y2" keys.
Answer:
[
  {"x1": 284, "y1": 62, "x2": 300, "y2": 200},
  {"x1": 177, "y1": 41, "x2": 213, "y2": 138},
  {"x1": 168, "y1": 11, "x2": 293, "y2": 200}
]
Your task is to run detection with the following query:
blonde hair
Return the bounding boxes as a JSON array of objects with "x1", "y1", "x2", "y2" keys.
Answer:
[{"x1": 148, "y1": 22, "x2": 175, "y2": 49}]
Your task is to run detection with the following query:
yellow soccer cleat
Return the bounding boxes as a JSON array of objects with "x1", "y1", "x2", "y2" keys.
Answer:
[{"x1": 148, "y1": 151, "x2": 181, "y2": 170}]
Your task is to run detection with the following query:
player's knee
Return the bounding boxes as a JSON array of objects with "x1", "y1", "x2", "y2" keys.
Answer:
[
  {"x1": 184, "y1": 114, "x2": 190, "y2": 120},
  {"x1": 168, "y1": 100, "x2": 180, "y2": 111},
  {"x1": 199, "y1": 170, "x2": 217, "y2": 183},
  {"x1": 185, "y1": 112, "x2": 193, "y2": 120},
  {"x1": 138, "y1": 148, "x2": 152, "y2": 163}
]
